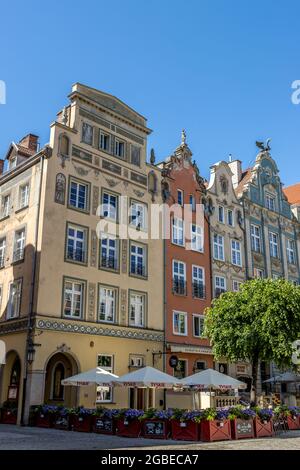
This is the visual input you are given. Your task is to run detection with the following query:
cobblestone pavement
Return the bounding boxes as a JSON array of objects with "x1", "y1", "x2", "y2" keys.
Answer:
[{"x1": 0, "y1": 424, "x2": 300, "y2": 450}]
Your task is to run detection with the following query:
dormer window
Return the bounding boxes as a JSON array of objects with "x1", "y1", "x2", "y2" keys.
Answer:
[
  {"x1": 9, "y1": 157, "x2": 17, "y2": 170},
  {"x1": 265, "y1": 193, "x2": 275, "y2": 211}
]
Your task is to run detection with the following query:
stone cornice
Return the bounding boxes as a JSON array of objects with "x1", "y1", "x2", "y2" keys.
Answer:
[{"x1": 0, "y1": 319, "x2": 28, "y2": 335}]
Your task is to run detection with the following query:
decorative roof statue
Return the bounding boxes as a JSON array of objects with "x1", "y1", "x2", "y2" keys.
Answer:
[
  {"x1": 181, "y1": 129, "x2": 187, "y2": 146},
  {"x1": 150, "y1": 148, "x2": 156, "y2": 165},
  {"x1": 255, "y1": 138, "x2": 271, "y2": 152}
]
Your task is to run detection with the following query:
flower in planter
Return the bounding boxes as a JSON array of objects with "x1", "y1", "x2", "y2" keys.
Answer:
[
  {"x1": 124, "y1": 409, "x2": 144, "y2": 421},
  {"x1": 254, "y1": 407, "x2": 273, "y2": 423},
  {"x1": 35, "y1": 404, "x2": 58, "y2": 417},
  {"x1": 228, "y1": 405, "x2": 256, "y2": 420},
  {"x1": 288, "y1": 406, "x2": 300, "y2": 418},
  {"x1": 154, "y1": 409, "x2": 173, "y2": 420}
]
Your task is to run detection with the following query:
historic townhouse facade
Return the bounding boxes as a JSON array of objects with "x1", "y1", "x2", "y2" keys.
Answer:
[
  {"x1": 0, "y1": 83, "x2": 164, "y2": 423},
  {"x1": 158, "y1": 132, "x2": 213, "y2": 396}
]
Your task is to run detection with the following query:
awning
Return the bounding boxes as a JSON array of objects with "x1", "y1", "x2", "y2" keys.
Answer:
[
  {"x1": 62, "y1": 367, "x2": 118, "y2": 386},
  {"x1": 113, "y1": 366, "x2": 181, "y2": 389}
]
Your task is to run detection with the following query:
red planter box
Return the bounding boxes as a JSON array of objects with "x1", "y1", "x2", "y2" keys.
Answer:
[
  {"x1": 171, "y1": 420, "x2": 200, "y2": 441},
  {"x1": 254, "y1": 418, "x2": 274, "y2": 438},
  {"x1": 92, "y1": 416, "x2": 116, "y2": 435},
  {"x1": 70, "y1": 415, "x2": 92, "y2": 433},
  {"x1": 35, "y1": 414, "x2": 54, "y2": 428},
  {"x1": 0, "y1": 410, "x2": 17, "y2": 425},
  {"x1": 143, "y1": 419, "x2": 170, "y2": 439},
  {"x1": 116, "y1": 418, "x2": 143, "y2": 438},
  {"x1": 231, "y1": 419, "x2": 254, "y2": 440},
  {"x1": 287, "y1": 415, "x2": 300, "y2": 430},
  {"x1": 201, "y1": 419, "x2": 231, "y2": 442}
]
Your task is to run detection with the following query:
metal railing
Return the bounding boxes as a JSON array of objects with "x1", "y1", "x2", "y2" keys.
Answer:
[
  {"x1": 192, "y1": 282, "x2": 205, "y2": 299},
  {"x1": 172, "y1": 279, "x2": 187, "y2": 295},
  {"x1": 67, "y1": 249, "x2": 85, "y2": 263},
  {"x1": 101, "y1": 255, "x2": 118, "y2": 270}
]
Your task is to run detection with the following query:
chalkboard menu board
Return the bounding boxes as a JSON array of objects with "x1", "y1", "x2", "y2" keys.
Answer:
[
  {"x1": 144, "y1": 420, "x2": 166, "y2": 437},
  {"x1": 236, "y1": 420, "x2": 253, "y2": 436},
  {"x1": 95, "y1": 418, "x2": 113, "y2": 433}
]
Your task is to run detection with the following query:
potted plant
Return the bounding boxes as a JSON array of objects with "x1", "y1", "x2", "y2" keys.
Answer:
[
  {"x1": 34, "y1": 404, "x2": 57, "y2": 428},
  {"x1": 171, "y1": 409, "x2": 202, "y2": 441},
  {"x1": 200, "y1": 408, "x2": 232, "y2": 442},
  {"x1": 253, "y1": 408, "x2": 274, "y2": 438},
  {"x1": 115, "y1": 409, "x2": 144, "y2": 437},
  {"x1": 274, "y1": 405, "x2": 300, "y2": 430},
  {"x1": 53, "y1": 406, "x2": 70, "y2": 430},
  {"x1": 229, "y1": 406, "x2": 256, "y2": 440},
  {"x1": 92, "y1": 408, "x2": 119, "y2": 435},
  {"x1": 69, "y1": 407, "x2": 93, "y2": 432},
  {"x1": 0, "y1": 401, "x2": 18, "y2": 425},
  {"x1": 141, "y1": 409, "x2": 172, "y2": 439}
]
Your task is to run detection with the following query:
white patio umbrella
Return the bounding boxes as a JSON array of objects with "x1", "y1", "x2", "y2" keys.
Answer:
[
  {"x1": 263, "y1": 372, "x2": 300, "y2": 384},
  {"x1": 180, "y1": 368, "x2": 247, "y2": 390},
  {"x1": 61, "y1": 367, "x2": 118, "y2": 386}
]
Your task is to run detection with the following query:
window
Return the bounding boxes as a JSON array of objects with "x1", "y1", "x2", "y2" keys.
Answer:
[
  {"x1": 173, "y1": 359, "x2": 187, "y2": 379},
  {"x1": 218, "y1": 206, "x2": 224, "y2": 223},
  {"x1": 129, "y1": 356, "x2": 144, "y2": 368},
  {"x1": 13, "y1": 229, "x2": 26, "y2": 262},
  {"x1": 265, "y1": 193, "x2": 275, "y2": 211},
  {"x1": 191, "y1": 224, "x2": 203, "y2": 252},
  {"x1": 7, "y1": 279, "x2": 22, "y2": 319},
  {"x1": 131, "y1": 145, "x2": 141, "y2": 166},
  {"x1": 1, "y1": 194, "x2": 10, "y2": 218},
  {"x1": 63, "y1": 279, "x2": 84, "y2": 318},
  {"x1": 69, "y1": 179, "x2": 88, "y2": 211},
  {"x1": 172, "y1": 260, "x2": 186, "y2": 295},
  {"x1": 19, "y1": 184, "x2": 29, "y2": 209},
  {"x1": 172, "y1": 218, "x2": 184, "y2": 246},
  {"x1": 98, "y1": 286, "x2": 117, "y2": 323},
  {"x1": 129, "y1": 292, "x2": 146, "y2": 327},
  {"x1": 251, "y1": 224, "x2": 261, "y2": 253},
  {"x1": 287, "y1": 239, "x2": 296, "y2": 264},
  {"x1": 227, "y1": 209, "x2": 234, "y2": 227},
  {"x1": 231, "y1": 240, "x2": 242, "y2": 266},
  {"x1": 192, "y1": 265, "x2": 205, "y2": 299},
  {"x1": 82, "y1": 122, "x2": 93, "y2": 145},
  {"x1": 9, "y1": 157, "x2": 17, "y2": 170},
  {"x1": 173, "y1": 311, "x2": 187, "y2": 336},
  {"x1": 213, "y1": 234, "x2": 224, "y2": 261},
  {"x1": 97, "y1": 355, "x2": 113, "y2": 403},
  {"x1": 100, "y1": 234, "x2": 118, "y2": 270},
  {"x1": 0, "y1": 238, "x2": 5, "y2": 268},
  {"x1": 66, "y1": 224, "x2": 87, "y2": 263},
  {"x1": 272, "y1": 273, "x2": 281, "y2": 280},
  {"x1": 193, "y1": 315, "x2": 205, "y2": 338},
  {"x1": 189, "y1": 195, "x2": 196, "y2": 211},
  {"x1": 130, "y1": 242, "x2": 147, "y2": 277},
  {"x1": 115, "y1": 139, "x2": 125, "y2": 158},
  {"x1": 269, "y1": 232, "x2": 279, "y2": 258},
  {"x1": 129, "y1": 201, "x2": 147, "y2": 230},
  {"x1": 101, "y1": 191, "x2": 118, "y2": 221},
  {"x1": 99, "y1": 131, "x2": 110, "y2": 151},
  {"x1": 254, "y1": 268, "x2": 264, "y2": 279},
  {"x1": 215, "y1": 276, "x2": 226, "y2": 297},
  {"x1": 232, "y1": 280, "x2": 242, "y2": 292},
  {"x1": 177, "y1": 189, "x2": 183, "y2": 206}
]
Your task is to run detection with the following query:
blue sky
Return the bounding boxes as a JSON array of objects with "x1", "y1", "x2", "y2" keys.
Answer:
[{"x1": 1, "y1": 0, "x2": 300, "y2": 185}]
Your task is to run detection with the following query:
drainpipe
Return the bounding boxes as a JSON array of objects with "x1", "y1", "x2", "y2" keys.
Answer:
[{"x1": 20, "y1": 150, "x2": 46, "y2": 425}]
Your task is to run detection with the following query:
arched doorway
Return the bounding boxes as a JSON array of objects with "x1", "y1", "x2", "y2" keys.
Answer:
[
  {"x1": 44, "y1": 352, "x2": 78, "y2": 407},
  {"x1": 0, "y1": 351, "x2": 21, "y2": 404}
]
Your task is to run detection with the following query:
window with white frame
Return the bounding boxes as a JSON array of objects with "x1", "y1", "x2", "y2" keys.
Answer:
[
  {"x1": 227, "y1": 209, "x2": 234, "y2": 227},
  {"x1": 172, "y1": 218, "x2": 184, "y2": 246},
  {"x1": 215, "y1": 276, "x2": 226, "y2": 297},
  {"x1": 172, "y1": 260, "x2": 186, "y2": 295},
  {"x1": 101, "y1": 191, "x2": 118, "y2": 221},
  {"x1": 218, "y1": 206, "x2": 224, "y2": 223},
  {"x1": 231, "y1": 240, "x2": 242, "y2": 266},
  {"x1": 115, "y1": 139, "x2": 125, "y2": 158},
  {"x1": 7, "y1": 279, "x2": 22, "y2": 319},
  {"x1": 82, "y1": 122, "x2": 93, "y2": 145},
  {"x1": 100, "y1": 234, "x2": 118, "y2": 270},
  {"x1": 99, "y1": 131, "x2": 110, "y2": 151},
  {"x1": 213, "y1": 234, "x2": 224, "y2": 261},
  {"x1": 131, "y1": 145, "x2": 141, "y2": 166},
  {"x1": 9, "y1": 157, "x2": 17, "y2": 170},
  {"x1": 177, "y1": 189, "x2": 183, "y2": 206},
  {"x1": 97, "y1": 355, "x2": 113, "y2": 403},
  {"x1": 254, "y1": 268, "x2": 264, "y2": 279},
  {"x1": 0, "y1": 238, "x2": 6, "y2": 268},
  {"x1": 129, "y1": 201, "x2": 147, "y2": 230},
  {"x1": 287, "y1": 239, "x2": 296, "y2": 264},
  {"x1": 69, "y1": 179, "x2": 88, "y2": 211},
  {"x1": 251, "y1": 224, "x2": 261, "y2": 252},
  {"x1": 130, "y1": 242, "x2": 147, "y2": 277},
  {"x1": 63, "y1": 279, "x2": 84, "y2": 318},
  {"x1": 13, "y1": 228, "x2": 25, "y2": 262},
  {"x1": 192, "y1": 265, "x2": 205, "y2": 299},
  {"x1": 1, "y1": 194, "x2": 10, "y2": 218},
  {"x1": 265, "y1": 193, "x2": 275, "y2": 211},
  {"x1": 129, "y1": 292, "x2": 146, "y2": 327},
  {"x1": 66, "y1": 224, "x2": 87, "y2": 263},
  {"x1": 191, "y1": 224, "x2": 203, "y2": 252},
  {"x1": 19, "y1": 184, "x2": 29, "y2": 209},
  {"x1": 98, "y1": 286, "x2": 117, "y2": 323},
  {"x1": 269, "y1": 231, "x2": 279, "y2": 258},
  {"x1": 173, "y1": 311, "x2": 187, "y2": 336},
  {"x1": 193, "y1": 315, "x2": 205, "y2": 338},
  {"x1": 232, "y1": 280, "x2": 242, "y2": 292}
]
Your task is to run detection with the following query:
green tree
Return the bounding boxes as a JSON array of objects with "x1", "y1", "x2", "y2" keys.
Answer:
[{"x1": 204, "y1": 279, "x2": 300, "y2": 403}]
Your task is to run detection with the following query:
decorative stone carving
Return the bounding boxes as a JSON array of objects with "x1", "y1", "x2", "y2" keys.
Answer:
[
  {"x1": 150, "y1": 148, "x2": 156, "y2": 165},
  {"x1": 58, "y1": 133, "x2": 70, "y2": 167},
  {"x1": 88, "y1": 283, "x2": 96, "y2": 322},
  {"x1": 94, "y1": 156, "x2": 100, "y2": 166},
  {"x1": 56, "y1": 343, "x2": 71, "y2": 353},
  {"x1": 123, "y1": 169, "x2": 129, "y2": 178},
  {"x1": 90, "y1": 230, "x2": 98, "y2": 267},
  {"x1": 122, "y1": 240, "x2": 128, "y2": 273},
  {"x1": 220, "y1": 175, "x2": 228, "y2": 194},
  {"x1": 55, "y1": 173, "x2": 66, "y2": 205},
  {"x1": 92, "y1": 187, "x2": 99, "y2": 216},
  {"x1": 133, "y1": 189, "x2": 145, "y2": 198},
  {"x1": 105, "y1": 177, "x2": 119, "y2": 188},
  {"x1": 73, "y1": 164, "x2": 89, "y2": 177},
  {"x1": 120, "y1": 289, "x2": 127, "y2": 325}
]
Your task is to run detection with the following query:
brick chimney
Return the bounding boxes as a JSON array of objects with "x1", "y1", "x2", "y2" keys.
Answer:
[
  {"x1": 0, "y1": 159, "x2": 4, "y2": 175},
  {"x1": 19, "y1": 134, "x2": 39, "y2": 153}
]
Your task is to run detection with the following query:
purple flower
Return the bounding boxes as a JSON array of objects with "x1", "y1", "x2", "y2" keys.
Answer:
[
  {"x1": 124, "y1": 409, "x2": 144, "y2": 420},
  {"x1": 216, "y1": 408, "x2": 230, "y2": 420},
  {"x1": 154, "y1": 409, "x2": 173, "y2": 420}
]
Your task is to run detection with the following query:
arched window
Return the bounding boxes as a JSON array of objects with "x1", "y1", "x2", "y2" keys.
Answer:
[
  {"x1": 52, "y1": 362, "x2": 65, "y2": 400},
  {"x1": 59, "y1": 134, "x2": 70, "y2": 156}
]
